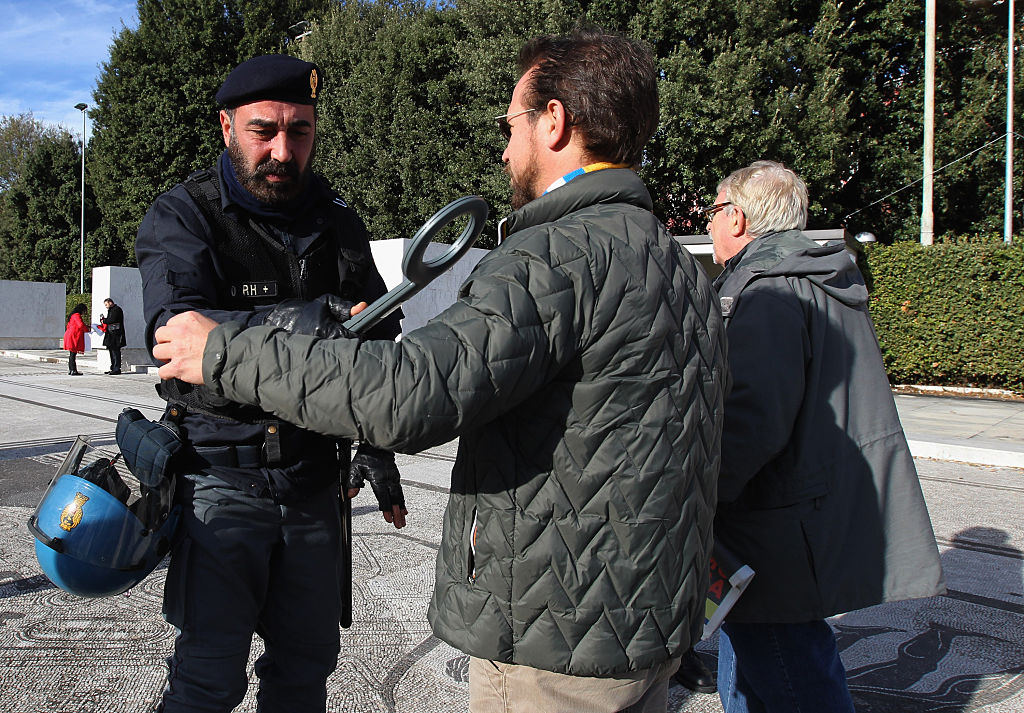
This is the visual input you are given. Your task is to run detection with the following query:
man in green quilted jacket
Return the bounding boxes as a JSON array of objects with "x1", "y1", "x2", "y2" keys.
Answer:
[{"x1": 154, "y1": 27, "x2": 728, "y2": 713}]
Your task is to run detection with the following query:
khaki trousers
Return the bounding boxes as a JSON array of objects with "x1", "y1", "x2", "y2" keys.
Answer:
[{"x1": 468, "y1": 656, "x2": 681, "y2": 713}]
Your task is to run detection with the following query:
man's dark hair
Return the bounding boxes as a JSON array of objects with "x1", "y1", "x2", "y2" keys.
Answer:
[{"x1": 517, "y1": 27, "x2": 658, "y2": 167}]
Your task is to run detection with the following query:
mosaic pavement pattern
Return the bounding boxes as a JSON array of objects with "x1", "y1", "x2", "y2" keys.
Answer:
[{"x1": 0, "y1": 363, "x2": 1021, "y2": 712}]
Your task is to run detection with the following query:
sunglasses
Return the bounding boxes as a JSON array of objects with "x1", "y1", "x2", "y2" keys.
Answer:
[{"x1": 494, "y1": 108, "x2": 538, "y2": 140}]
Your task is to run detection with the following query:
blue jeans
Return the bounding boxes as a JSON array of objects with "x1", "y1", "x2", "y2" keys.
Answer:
[{"x1": 718, "y1": 620, "x2": 855, "y2": 713}]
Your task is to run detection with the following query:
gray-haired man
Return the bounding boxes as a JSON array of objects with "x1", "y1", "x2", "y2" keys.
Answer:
[{"x1": 705, "y1": 160, "x2": 945, "y2": 713}]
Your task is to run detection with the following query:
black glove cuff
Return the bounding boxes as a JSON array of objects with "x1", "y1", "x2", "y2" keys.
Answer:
[
  {"x1": 348, "y1": 449, "x2": 404, "y2": 511},
  {"x1": 354, "y1": 443, "x2": 395, "y2": 462}
]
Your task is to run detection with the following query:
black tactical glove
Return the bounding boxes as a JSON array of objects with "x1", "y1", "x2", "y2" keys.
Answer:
[
  {"x1": 262, "y1": 295, "x2": 359, "y2": 339},
  {"x1": 347, "y1": 444, "x2": 406, "y2": 516}
]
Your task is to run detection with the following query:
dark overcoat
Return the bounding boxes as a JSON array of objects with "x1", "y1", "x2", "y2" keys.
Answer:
[
  {"x1": 101, "y1": 304, "x2": 127, "y2": 349},
  {"x1": 713, "y1": 230, "x2": 945, "y2": 623}
]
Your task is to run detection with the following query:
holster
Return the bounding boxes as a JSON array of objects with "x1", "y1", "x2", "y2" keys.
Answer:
[{"x1": 115, "y1": 408, "x2": 184, "y2": 526}]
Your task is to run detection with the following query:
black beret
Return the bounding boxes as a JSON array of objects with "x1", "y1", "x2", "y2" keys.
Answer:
[{"x1": 216, "y1": 55, "x2": 322, "y2": 109}]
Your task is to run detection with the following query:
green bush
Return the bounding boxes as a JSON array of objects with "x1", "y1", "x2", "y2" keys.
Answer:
[
  {"x1": 65, "y1": 293, "x2": 91, "y2": 322},
  {"x1": 864, "y1": 239, "x2": 1024, "y2": 392}
]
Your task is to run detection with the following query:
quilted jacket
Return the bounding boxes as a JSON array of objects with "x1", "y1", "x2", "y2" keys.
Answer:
[{"x1": 202, "y1": 168, "x2": 729, "y2": 676}]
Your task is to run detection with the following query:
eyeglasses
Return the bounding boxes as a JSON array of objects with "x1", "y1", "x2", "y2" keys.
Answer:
[
  {"x1": 494, "y1": 108, "x2": 537, "y2": 140},
  {"x1": 699, "y1": 201, "x2": 732, "y2": 220}
]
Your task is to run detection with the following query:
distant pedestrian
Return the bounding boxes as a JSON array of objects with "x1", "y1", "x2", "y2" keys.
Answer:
[
  {"x1": 100, "y1": 298, "x2": 126, "y2": 375},
  {"x1": 63, "y1": 303, "x2": 88, "y2": 376}
]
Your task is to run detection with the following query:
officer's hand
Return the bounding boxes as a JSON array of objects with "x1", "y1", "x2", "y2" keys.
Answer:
[
  {"x1": 347, "y1": 445, "x2": 407, "y2": 529},
  {"x1": 262, "y1": 295, "x2": 367, "y2": 339}
]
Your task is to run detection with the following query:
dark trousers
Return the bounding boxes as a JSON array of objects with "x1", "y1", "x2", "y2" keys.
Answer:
[
  {"x1": 68, "y1": 351, "x2": 78, "y2": 373},
  {"x1": 718, "y1": 620, "x2": 856, "y2": 713},
  {"x1": 158, "y1": 470, "x2": 343, "y2": 713},
  {"x1": 109, "y1": 347, "x2": 122, "y2": 372}
]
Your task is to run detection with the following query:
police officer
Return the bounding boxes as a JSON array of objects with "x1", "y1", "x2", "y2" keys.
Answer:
[{"x1": 135, "y1": 55, "x2": 406, "y2": 713}]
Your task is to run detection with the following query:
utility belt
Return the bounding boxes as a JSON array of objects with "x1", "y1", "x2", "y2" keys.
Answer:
[
  {"x1": 166, "y1": 404, "x2": 344, "y2": 503},
  {"x1": 189, "y1": 444, "x2": 266, "y2": 469},
  {"x1": 183, "y1": 436, "x2": 341, "y2": 471},
  {"x1": 173, "y1": 410, "x2": 289, "y2": 470}
]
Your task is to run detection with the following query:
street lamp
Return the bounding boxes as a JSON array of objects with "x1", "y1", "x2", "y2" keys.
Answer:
[
  {"x1": 74, "y1": 103, "x2": 87, "y2": 294},
  {"x1": 1003, "y1": 0, "x2": 1014, "y2": 244},
  {"x1": 921, "y1": 0, "x2": 936, "y2": 245}
]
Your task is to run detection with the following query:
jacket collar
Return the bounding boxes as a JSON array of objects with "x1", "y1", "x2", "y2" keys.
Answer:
[
  {"x1": 500, "y1": 168, "x2": 652, "y2": 240},
  {"x1": 716, "y1": 230, "x2": 814, "y2": 283},
  {"x1": 714, "y1": 229, "x2": 866, "y2": 310}
]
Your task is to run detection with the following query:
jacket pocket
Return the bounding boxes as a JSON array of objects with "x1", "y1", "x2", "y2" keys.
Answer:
[{"x1": 466, "y1": 506, "x2": 479, "y2": 584}]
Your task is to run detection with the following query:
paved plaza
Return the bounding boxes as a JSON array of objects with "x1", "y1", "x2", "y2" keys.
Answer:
[{"x1": 0, "y1": 352, "x2": 1022, "y2": 712}]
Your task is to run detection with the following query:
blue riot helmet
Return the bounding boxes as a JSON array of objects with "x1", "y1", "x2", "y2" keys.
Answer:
[{"x1": 29, "y1": 413, "x2": 182, "y2": 598}]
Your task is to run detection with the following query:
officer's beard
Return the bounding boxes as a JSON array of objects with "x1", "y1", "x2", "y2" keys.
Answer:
[{"x1": 228, "y1": 131, "x2": 314, "y2": 206}]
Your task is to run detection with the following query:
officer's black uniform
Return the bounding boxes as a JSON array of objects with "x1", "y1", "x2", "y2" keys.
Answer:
[{"x1": 135, "y1": 55, "x2": 401, "y2": 713}]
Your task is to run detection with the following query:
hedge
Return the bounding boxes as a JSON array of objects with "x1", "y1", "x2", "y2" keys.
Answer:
[
  {"x1": 864, "y1": 239, "x2": 1024, "y2": 393},
  {"x1": 65, "y1": 293, "x2": 91, "y2": 323}
]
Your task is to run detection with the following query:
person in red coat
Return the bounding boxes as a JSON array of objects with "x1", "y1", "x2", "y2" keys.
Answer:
[{"x1": 63, "y1": 303, "x2": 88, "y2": 375}]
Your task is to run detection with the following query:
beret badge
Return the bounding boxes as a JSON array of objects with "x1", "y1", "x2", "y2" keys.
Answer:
[{"x1": 310, "y1": 69, "x2": 318, "y2": 99}]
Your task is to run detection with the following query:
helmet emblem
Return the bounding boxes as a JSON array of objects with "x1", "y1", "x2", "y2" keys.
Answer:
[{"x1": 59, "y1": 492, "x2": 90, "y2": 531}]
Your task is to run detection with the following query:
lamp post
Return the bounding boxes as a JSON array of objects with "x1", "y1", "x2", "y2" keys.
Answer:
[
  {"x1": 74, "y1": 103, "x2": 88, "y2": 293},
  {"x1": 921, "y1": 0, "x2": 936, "y2": 245},
  {"x1": 1004, "y1": 0, "x2": 1015, "y2": 244}
]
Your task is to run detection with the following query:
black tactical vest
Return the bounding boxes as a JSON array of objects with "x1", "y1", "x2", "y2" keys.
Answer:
[{"x1": 160, "y1": 169, "x2": 372, "y2": 423}]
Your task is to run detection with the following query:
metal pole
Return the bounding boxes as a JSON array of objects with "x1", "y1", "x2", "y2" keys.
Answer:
[
  {"x1": 1005, "y1": 0, "x2": 1015, "y2": 244},
  {"x1": 921, "y1": 0, "x2": 936, "y2": 246},
  {"x1": 75, "y1": 103, "x2": 88, "y2": 293}
]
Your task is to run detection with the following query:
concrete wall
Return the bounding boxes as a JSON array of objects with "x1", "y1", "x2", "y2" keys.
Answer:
[
  {"x1": 0, "y1": 280, "x2": 65, "y2": 349},
  {"x1": 369, "y1": 239, "x2": 488, "y2": 334},
  {"x1": 91, "y1": 266, "x2": 150, "y2": 370}
]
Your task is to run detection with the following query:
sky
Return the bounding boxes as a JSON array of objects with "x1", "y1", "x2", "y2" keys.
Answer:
[{"x1": 0, "y1": 0, "x2": 139, "y2": 139}]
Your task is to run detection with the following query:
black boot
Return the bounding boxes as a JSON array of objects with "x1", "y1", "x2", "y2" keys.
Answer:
[{"x1": 673, "y1": 648, "x2": 717, "y2": 694}]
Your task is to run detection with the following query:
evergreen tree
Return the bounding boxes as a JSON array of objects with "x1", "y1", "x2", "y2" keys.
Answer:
[
  {"x1": 77, "y1": 0, "x2": 1023, "y2": 259},
  {"x1": 0, "y1": 113, "x2": 50, "y2": 192},
  {"x1": 0, "y1": 113, "x2": 59, "y2": 273},
  {"x1": 840, "y1": 0, "x2": 1022, "y2": 241},
  {"x1": 301, "y1": 1, "x2": 485, "y2": 244},
  {"x1": 0, "y1": 130, "x2": 98, "y2": 290}
]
